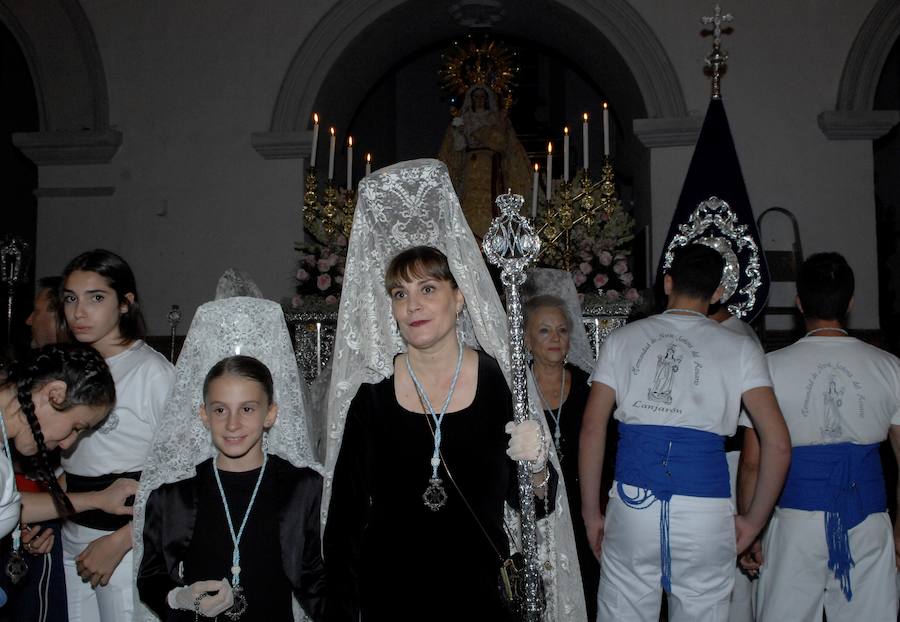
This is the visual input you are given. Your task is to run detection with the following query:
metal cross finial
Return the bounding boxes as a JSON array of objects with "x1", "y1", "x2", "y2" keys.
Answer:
[
  {"x1": 701, "y1": 4, "x2": 733, "y2": 99},
  {"x1": 701, "y1": 4, "x2": 733, "y2": 46}
]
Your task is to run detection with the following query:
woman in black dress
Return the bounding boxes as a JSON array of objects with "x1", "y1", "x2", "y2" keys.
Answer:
[
  {"x1": 325, "y1": 246, "x2": 553, "y2": 621},
  {"x1": 524, "y1": 294, "x2": 603, "y2": 620}
]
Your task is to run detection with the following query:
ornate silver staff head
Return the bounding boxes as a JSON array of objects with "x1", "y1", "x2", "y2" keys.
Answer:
[
  {"x1": 0, "y1": 235, "x2": 31, "y2": 287},
  {"x1": 483, "y1": 192, "x2": 541, "y2": 284}
]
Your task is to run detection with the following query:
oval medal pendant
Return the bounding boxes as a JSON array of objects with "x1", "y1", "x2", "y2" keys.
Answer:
[
  {"x1": 5, "y1": 550, "x2": 28, "y2": 584},
  {"x1": 423, "y1": 477, "x2": 448, "y2": 511},
  {"x1": 224, "y1": 584, "x2": 248, "y2": 620}
]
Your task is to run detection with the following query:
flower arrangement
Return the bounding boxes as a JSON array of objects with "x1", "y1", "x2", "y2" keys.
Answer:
[{"x1": 291, "y1": 232, "x2": 347, "y2": 311}]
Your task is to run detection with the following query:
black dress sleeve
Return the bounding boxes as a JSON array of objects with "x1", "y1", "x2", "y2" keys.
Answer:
[
  {"x1": 137, "y1": 486, "x2": 182, "y2": 619},
  {"x1": 278, "y1": 463, "x2": 327, "y2": 621},
  {"x1": 323, "y1": 385, "x2": 376, "y2": 622}
]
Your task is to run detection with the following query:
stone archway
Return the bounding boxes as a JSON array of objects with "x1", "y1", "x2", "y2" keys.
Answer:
[
  {"x1": 0, "y1": 0, "x2": 121, "y2": 164},
  {"x1": 252, "y1": 0, "x2": 691, "y2": 160},
  {"x1": 818, "y1": 0, "x2": 899, "y2": 140}
]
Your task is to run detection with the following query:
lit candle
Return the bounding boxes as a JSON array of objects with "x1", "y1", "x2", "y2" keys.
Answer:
[
  {"x1": 603, "y1": 102, "x2": 610, "y2": 156},
  {"x1": 563, "y1": 127, "x2": 570, "y2": 182},
  {"x1": 346, "y1": 136, "x2": 353, "y2": 188},
  {"x1": 532, "y1": 163, "x2": 539, "y2": 218},
  {"x1": 546, "y1": 142, "x2": 553, "y2": 201},
  {"x1": 328, "y1": 127, "x2": 336, "y2": 180},
  {"x1": 365, "y1": 153, "x2": 372, "y2": 176},
  {"x1": 310, "y1": 113, "x2": 320, "y2": 168},
  {"x1": 582, "y1": 113, "x2": 589, "y2": 170}
]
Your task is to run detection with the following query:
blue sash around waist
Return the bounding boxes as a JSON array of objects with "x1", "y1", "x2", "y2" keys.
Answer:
[
  {"x1": 778, "y1": 442, "x2": 885, "y2": 601},
  {"x1": 614, "y1": 423, "x2": 729, "y2": 592}
]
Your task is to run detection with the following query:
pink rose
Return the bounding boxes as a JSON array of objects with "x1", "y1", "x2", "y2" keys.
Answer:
[
  {"x1": 336, "y1": 235, "x2": 348, "y2": 247},
  {"x1": 328, "y1": 254, "x2": 339, "y2": 267},
  {"x1": 335, "y1": 275, "x2": 343, "y2": 284},
  {"x1": 302, "y1": 254, "x2": 316, "y2": 267},
  {"x1": 317, "y1": 259, "x2": 331, "y2": 272},
  {"x1": 579, "y1": 261, "x2": 593, "y2": 275},
  {"x1": 325, "y1": 295, "x2": 338, "y2": 305},
  {"x1": 321, "y1": 248, "x2": 332, "y2": 259},
  {"x1": 580, "y1": 251, "x2": 593, "y2": 262},
  {"x1": 296, "y1": 268, "x2": 310, "y2": 282},
  {"x1": 625, "y1": 288, "x2": 641, "y2": 302},
  {"x1": 572, "y1": 270, "x2": 587, "y2": 286},
  {"x1": 291, "y1": 294, "x2": 302, "y2": 308},
  {"x1": 317, "y1": 274, "x2": 332, "y2": 291},
  {"x1": 606, "y1": 289, "x2": 621, "y2": 301},
  {"x1": 598, "y1": 251, "x2": 613, "y2": 266},
  {"x1": 620, "y1": 273, "x2": 634, "y2": 286},
  {"x1": 613, "y1": 260, "x2": 628, "y2": 275},
  {"x1": 593, "y1": 273, "x2": 609, "y2": 288}
]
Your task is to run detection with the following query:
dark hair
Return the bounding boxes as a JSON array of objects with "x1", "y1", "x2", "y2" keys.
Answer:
[
  {"x1": 37, "y1": 277, "x2": 63, "y2": 313},
  {"x1": 203, "y1": 356, "x2": 275, "y2": 405},
  {"x1": 797, "y1": 253, "x2": 854, "y2": 322},
  {"x1": 35, "y1": 276, "x2": 68, "y2": 344},
  {"x1": 6, "y1": 344, "x2": 116, "y2": 515},
  {"x1": 524, "y1": 295, "x2": 573, "y2": 332},
  {"x1": 61, "y1": 250, "x2": 146, "y2": 341},
  {"x1": 384, "y1": 246, "x2": 457, "y2": 294},
  {"x1": 666, "y1": 244, "x2": 725, "y2": 301}
]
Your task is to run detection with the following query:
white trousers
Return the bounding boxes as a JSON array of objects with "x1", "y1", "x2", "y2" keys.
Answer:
[
  {"x1": 597, "y1": 484, "x2": 736, "y2": 622},
  {"x1": 756, "y1": 508, "x2": 898, "y2": 622},
  {"x1": 725, "y1": 450, "x2": 754, "y2": 622},
  {"x1": 63, "y1": 522, "x2": 134, "y2": 622}
]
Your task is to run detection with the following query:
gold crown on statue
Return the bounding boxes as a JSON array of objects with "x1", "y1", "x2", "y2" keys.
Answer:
[{"x1": 439, "y1": 36, "x2": 518, "y2": 109}]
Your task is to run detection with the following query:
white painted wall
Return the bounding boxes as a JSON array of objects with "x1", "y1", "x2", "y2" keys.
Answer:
[{"x1": 33, "y1": 0, "x2": 886, "y2": 331}]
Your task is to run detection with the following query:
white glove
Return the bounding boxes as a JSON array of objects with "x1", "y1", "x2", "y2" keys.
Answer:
[
  {"x1": 167, "y1": 578, "x2": 234, "y2": 617},
  {"x1": 505, "y1": 420, "x2": 548, "y2": 473}
]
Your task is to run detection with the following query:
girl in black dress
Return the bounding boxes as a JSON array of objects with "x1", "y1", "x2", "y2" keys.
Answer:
[{"x1": 138, "y1": 356, "x2": 325, "y2": 620}]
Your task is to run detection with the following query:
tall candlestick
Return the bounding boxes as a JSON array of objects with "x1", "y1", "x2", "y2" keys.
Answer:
[
  {"x1": 365, "y1": 153, "x2": 372, "y2": 176},
  {"x1": 603, "y1": 102, "x2": 610, "y2": 156},
  {"x1": 532, "y1": 163, "x2": 539, "y2": 218},
  {"x1": 346, "y1": 136, "x2": 353, "y2": 188},
  {"x1": 582, "y1": 113, "x2": 589, "y2": 170},
  {"x1": 310, "y1": 113, "x2": 320, "y2": 168},
  {"x1": 328, "y1": 127, "x2": 336, "y2": 180},
  {"x1": 546, "y1": 142, "x2": 553, "y2": 201},
  {"x1": 563, "y1": 127, "x2": 570, "y2": 182}
]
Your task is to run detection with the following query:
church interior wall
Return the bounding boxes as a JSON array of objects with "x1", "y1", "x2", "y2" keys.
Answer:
[{"x1": 13, "y1": 0, "x2": 891, "y2": 333}]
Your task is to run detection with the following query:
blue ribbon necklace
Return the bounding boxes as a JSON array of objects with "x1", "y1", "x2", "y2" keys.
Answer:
[
  {"x1": 212, "y1": 452, "x2": 268, "y2": 620},
  {"x1": 406, "y1": 339, "x2": 464, "y2": 511}
]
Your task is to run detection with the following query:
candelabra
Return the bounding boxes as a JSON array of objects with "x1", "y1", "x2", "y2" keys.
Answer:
[
  {"x1": 302, "y1": 167, "x2": 355, "y2": 240},
  {"x1": 535, "y1": 156, "x2": 620, "y2": 271},
  {"x1": 0, "y1": 236, "x2": 32, "y2": 343}
]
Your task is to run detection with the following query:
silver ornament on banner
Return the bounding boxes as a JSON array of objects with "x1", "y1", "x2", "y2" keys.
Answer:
[
  {"x1": 483, "y1": 191, "x2": 545, "y2": 622},
  {"x1": 661, "y1": 196, "x2": 763, "y2": 319}
]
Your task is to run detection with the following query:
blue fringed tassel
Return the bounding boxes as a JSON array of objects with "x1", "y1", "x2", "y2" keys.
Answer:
[
  {"x1": 825, "y1": 509, "x2": 855, "y2": 601},
  {"x1": 660, "y1": 498, "x2": 672, "y2": 593}
]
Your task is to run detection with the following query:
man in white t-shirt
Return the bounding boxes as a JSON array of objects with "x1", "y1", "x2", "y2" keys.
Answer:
[
  {"x1": 740, "y1": 252, "x2": 900, "y2": 621},
  {"x1": 580, "y1": 244, "x2": 791, "y2": 622}
]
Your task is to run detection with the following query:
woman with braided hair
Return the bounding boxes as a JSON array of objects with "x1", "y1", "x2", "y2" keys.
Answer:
[
  {"x1": 60, "y1": 249, "x2": 175, "y2": 622},
  {"x1": 1, "y1": 343, "x2": 117, "y2": 539}
]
